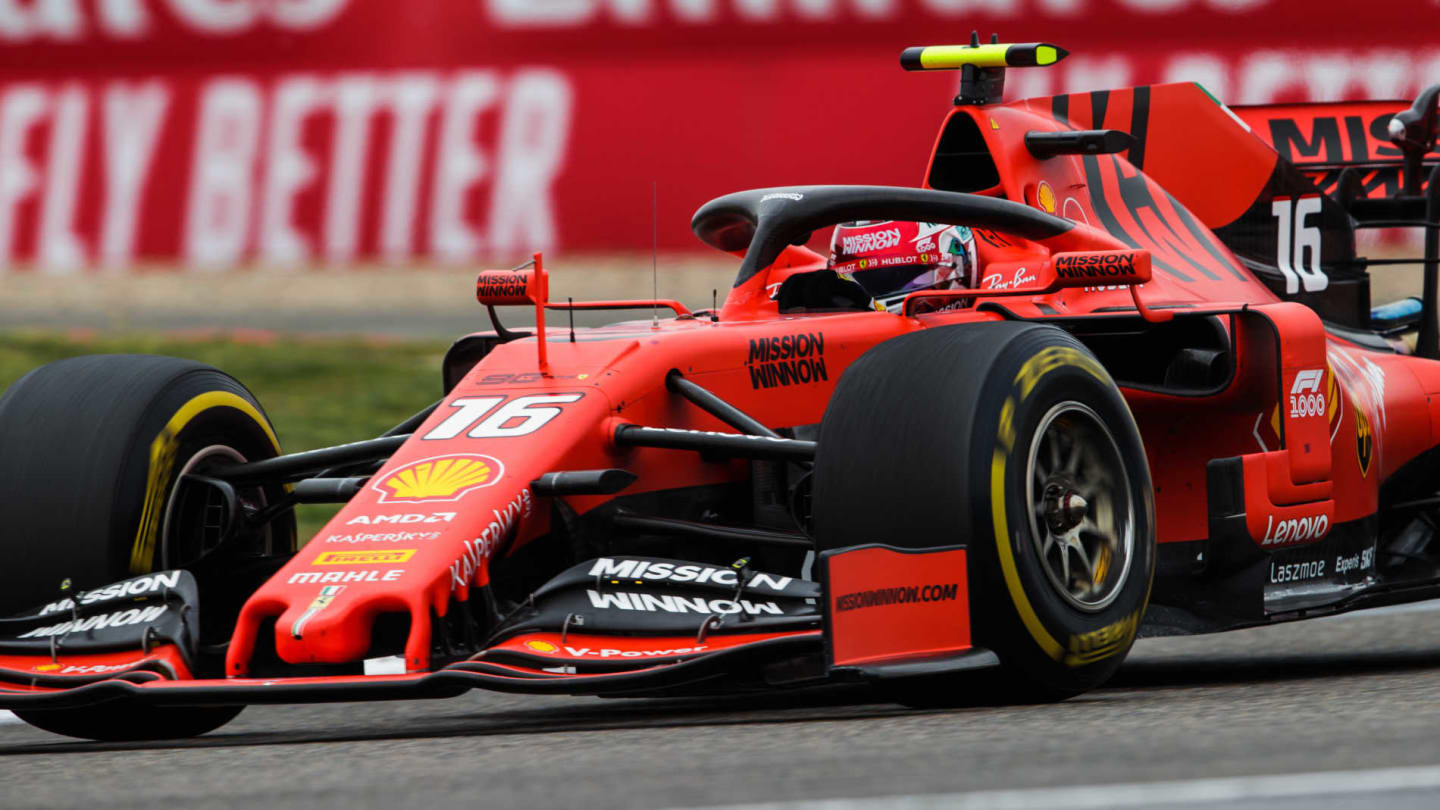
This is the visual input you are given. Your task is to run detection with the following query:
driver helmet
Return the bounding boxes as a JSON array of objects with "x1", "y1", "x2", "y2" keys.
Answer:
[{"x1": 827, "y1": 221, "x2": 978, "y2": 311}]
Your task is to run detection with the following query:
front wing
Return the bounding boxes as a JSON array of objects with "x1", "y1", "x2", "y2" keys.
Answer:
[{"x1": 0, "y1": 546, "x2": 992, "y2": 711}]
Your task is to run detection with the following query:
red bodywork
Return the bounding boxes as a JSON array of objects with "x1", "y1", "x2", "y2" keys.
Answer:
[{"x1": 6, "y1": 78, "x2": 1440, "y2": 708}]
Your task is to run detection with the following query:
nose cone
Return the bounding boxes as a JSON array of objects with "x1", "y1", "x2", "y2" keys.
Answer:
[
  {"x1": 273, "y1": 586, "x2": 421, "y2": 666},
  {"x1": 274, "y1": 588, "x2": 376, "y2": 664}
]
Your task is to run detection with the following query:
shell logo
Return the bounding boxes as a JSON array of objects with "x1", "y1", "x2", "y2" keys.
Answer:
[
  {"x1": 1037, "y1": 181, "x2": 1057, "y2": 214},
  {"x1": 33, "y1": 663, "x2": 61, "y2": 672},
  {"x1": 524, "y1": 639, "x2": 559, "y2": 654},
  {"x1": 372, "y1": 453, "x2": 505, "y2": 503}
]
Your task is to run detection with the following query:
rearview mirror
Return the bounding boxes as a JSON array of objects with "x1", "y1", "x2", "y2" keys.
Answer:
[
  {"x1": 476, "y1": 266, "x2": 546, "y2": 306},
  {"x1": 1050, "y1": 250, "x2": 1151, "y2": 288}
]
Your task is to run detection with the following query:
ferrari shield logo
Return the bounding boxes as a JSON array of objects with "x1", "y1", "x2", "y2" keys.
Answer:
[
  {"x1": 1355, "y1": 403, "x2": 1373, "y2": 477},
  {"x1": 291, "y1": 585, "x2": 344, "y2": 640}
]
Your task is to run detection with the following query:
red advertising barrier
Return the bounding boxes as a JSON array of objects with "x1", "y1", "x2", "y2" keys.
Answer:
[{"x1": 0, "y1": 0, "x2": 1436, "y2": 269}]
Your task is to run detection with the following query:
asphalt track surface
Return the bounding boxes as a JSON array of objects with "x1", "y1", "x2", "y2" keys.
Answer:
[{"x1": 3, "y1": 602, "x2": 1440, "y2": 809}]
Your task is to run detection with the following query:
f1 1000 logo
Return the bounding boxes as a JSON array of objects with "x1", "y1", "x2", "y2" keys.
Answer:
[{"x1": 1289, "y1": 369, "x2": 1325, "y2": 419}]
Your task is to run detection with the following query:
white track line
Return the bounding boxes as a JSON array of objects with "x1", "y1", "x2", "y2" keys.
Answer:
[
  {"x1": 687, "y1": 764, "x2": 1440, "y2": 810},
  {"x1": 0, "y1": 710, "x2": 21, "y2": 726}
]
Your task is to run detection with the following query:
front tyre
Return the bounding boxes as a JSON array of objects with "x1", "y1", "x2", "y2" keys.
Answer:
[
  {"x1": 14, "y1": 704, "x2": 244, "y2": 742},
  {"x1": 0, "y1": 355, "x2": 291, "y2": 741},
  {"x1": 0, "y1": 354, "x2": 292, "y2": 616},
  {"x1": 812, "y1": 323, "x2": 1155, "y2": 704}
]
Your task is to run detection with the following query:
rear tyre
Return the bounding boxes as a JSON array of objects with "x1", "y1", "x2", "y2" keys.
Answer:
[
  {"x1": 0, "y1": 355, "x2": 291, "y2": 740},
  {"x1": 812, "y1": 323, "x2": 1154, "y2": 705}
]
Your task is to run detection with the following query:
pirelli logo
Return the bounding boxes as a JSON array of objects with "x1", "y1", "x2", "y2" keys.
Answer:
[
  {"x1": 312, "y1": 549, "x2": 416, "y2": 566},
  {"x1": 1065, "y1": 610, "x2": 1141, "y2": 667}
]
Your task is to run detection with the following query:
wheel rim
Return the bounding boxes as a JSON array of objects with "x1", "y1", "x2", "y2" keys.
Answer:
[
  {"x1": 160, "y1": 444, "x2": 269, "y2": 569},
  {"x1": 1024, "y1": 401, "x2": 1135, "y2": 612}
]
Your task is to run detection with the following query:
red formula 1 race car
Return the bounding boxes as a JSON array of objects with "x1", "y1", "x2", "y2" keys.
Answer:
[{"x1": 5, "y1": 39, "x2": 1440, "y2": 742}]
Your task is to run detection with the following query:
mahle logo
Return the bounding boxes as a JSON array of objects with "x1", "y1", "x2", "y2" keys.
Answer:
[{"x1": 372, "y1": 454, "x2": 504, "y2": 503}]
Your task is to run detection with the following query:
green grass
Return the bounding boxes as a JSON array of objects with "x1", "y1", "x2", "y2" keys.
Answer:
[{"x1": 0, "y1": 331, "x2": 451, "y2": 542}]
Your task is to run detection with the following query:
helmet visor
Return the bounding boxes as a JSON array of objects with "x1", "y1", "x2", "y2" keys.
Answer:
[{"x1": 847, "y1": 264, "x2": 939, "y2": 299}]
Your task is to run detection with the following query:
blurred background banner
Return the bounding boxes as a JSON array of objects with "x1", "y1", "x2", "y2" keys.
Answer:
[{"x1": 0, "y1": 0, "x2": 1437, "y2": 271}]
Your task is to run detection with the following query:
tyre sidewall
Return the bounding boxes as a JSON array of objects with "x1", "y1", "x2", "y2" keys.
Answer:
[
  {"x1": 111, "y1": 369, "x2": 288, "y2": 577},
  {"x1": 0, "y1": 356, "x2": 290, "y2": 614},
  {"x1": 967, "y1": 329, "x2": 1155, "y2": 693}
]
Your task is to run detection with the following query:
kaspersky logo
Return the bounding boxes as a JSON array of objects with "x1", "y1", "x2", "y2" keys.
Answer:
[{"x1": 372, "y1": 454, "x2": 504, "y2": 503}]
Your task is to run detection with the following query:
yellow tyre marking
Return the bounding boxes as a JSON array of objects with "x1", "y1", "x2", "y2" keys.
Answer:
[
  {"x1": 1015, "y1": 346, "x2": 1106, "y2": 398},
  {"x1": 990, "y1": 444, "x2": 1064, "y2": 661},
  {"x1": 1063, "y1": 610, "x2": 1141, "y2": 666},
  {"x1": 129, "y1": 391, "x2": 279, "y2": 574}
]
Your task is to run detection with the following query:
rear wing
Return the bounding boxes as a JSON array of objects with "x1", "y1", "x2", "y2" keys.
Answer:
[
  {"x1": 1238, "y1": 87, "x2": 1440, "y2": 356},
  {"x1": 1234, "y1": 95, "x2": 1439, "y2": 201}
]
